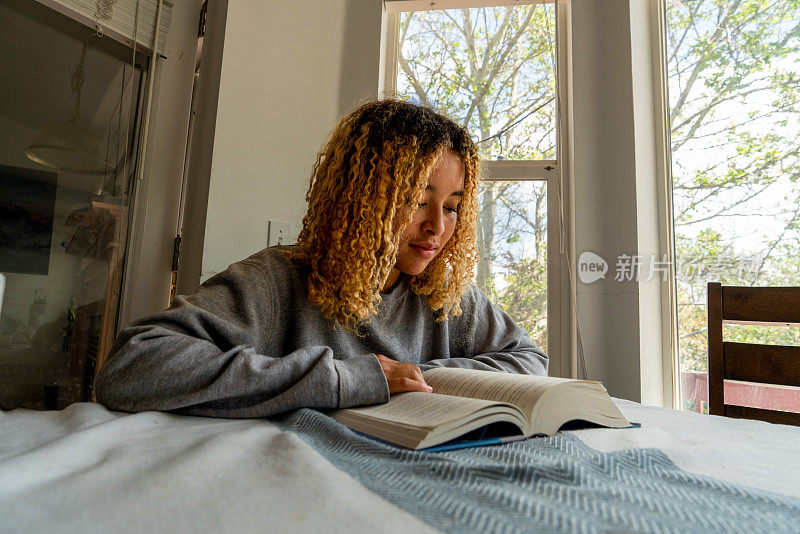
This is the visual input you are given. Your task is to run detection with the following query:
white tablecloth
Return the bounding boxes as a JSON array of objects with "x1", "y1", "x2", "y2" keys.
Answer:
[
  {"x1": 1, "y1": 400, "x2": 799, "y2": 533},
  {"x1": 0, "y1": 403, "x2": 438, "y2": 534},
  {"x1": 580, "y1": 399, "x2": 800, "y2": 499}
]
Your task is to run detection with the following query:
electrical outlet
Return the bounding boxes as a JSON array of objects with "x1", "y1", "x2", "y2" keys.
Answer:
[
  {"x1": 267, "y1": 220, "x2": 292, "y2": 247},
  {"x1": 34, "y1": 288, "x2": 48, "y2": 304}
]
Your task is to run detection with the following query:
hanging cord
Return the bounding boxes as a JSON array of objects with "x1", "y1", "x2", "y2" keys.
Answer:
[
  {"x1": 70, "y1": 36, "x2": 106, "y2": 193},
  {"x1": 108, "y1": 43, "x2": 125, "y2": 193},
  {"x1": 93, "y1": 0, "x2": 117, "y2": 191},
  {"x1": 468, "y1": 3, "x2": 586, "y2": 378},
  {"x1": 472, "y1": 2, "x2": 587, "y2": 379},
  {"x1": 69, "y1": 43, "x2": 89, "y2": 124},
  {"x1": 119, "y1": 0, "x2": 139, "y2": 194},
  {"x1": 553, "y1": 0, "x2": 588, "y2": 380},
  {"x1": 135, "y1": 0, "x2": 165, "y2": 183}
]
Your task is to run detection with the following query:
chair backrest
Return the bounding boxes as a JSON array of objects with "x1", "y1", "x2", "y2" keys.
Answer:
[{"x1": 707, "y1": 282, "x2": 800, "y2": 426}]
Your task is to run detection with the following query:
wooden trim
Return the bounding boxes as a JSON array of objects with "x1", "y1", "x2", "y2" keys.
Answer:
[
  {"x1": 707, "y1": 282, "x2": 724, "y2": 415},
  {"x1": 724, "y1": 404, "x2": 800, "y2": 427},
  {"x1": 721, "y1": 286, "x2": 800, "y2": 324},
  {"x1": 723, "y1": 342, "x2": 800, "y2": 388},
  {"x1": 724, "y1": 319, "x2": 800, "y2": 327}
]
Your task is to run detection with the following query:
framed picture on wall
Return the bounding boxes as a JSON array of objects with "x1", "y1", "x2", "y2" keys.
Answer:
[{"x1": 0, "y1": 164, "x2": 57, "y2": 275}]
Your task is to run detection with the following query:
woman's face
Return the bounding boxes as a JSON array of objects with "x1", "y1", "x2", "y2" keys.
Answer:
[{"x1": 383, "y1": 149, "x2": 465, "y2": 291}]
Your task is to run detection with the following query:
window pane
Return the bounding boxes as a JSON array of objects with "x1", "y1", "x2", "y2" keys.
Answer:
[
  {"x1": 665, "y1": 0, "x2": 800, "y2": 413},
  {"x1": 397, "y1": 5, "x2": 556, "y2": 160},
  {"x1": 0, "y1": 1, "x2": 144, "y2": 409},
  {"x1": 477, "y1": 180, "x2": 547, "y2": 352}
]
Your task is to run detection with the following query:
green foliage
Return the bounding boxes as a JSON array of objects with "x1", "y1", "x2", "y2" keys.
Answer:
[
  {"x1": 682, "y1": 398, "x2": 709, "y2": 414},
  {"x1": 486, "y1": 253, "x2": 548, "y2": 352},
  {"x1": 667, "y1": 0, "x2": 800, "y2": 388}
]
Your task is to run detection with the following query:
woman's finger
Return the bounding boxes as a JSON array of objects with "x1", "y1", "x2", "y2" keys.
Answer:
[{"x1": 388, "y1": 377, "x2": 433, "y2": 394}]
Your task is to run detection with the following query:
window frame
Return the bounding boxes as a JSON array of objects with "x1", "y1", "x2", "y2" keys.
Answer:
[
  {"x1": 654, "y1": 0, "x2": 684, "y2": 409},
  {"x1": 381, "y1": 0, "x2": 576, "y2": 378}
]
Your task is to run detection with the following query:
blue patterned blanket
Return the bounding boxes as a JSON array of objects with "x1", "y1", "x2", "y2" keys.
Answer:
[{"x1": 274, "y1": 409, "x2": 800, "y2": 534}]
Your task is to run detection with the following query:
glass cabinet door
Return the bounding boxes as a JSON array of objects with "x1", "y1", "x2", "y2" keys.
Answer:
[{"x1": 0, "y1": 0, "x2": 146, "y2": 410}]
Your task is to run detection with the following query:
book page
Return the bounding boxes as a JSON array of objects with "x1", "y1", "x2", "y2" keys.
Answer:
[
  {"x1": 423, "y1": 367, "x2": 576, "y2": 415},
  {"x1": 341, "y1": 391, "x2": 500, "y2": 428}
]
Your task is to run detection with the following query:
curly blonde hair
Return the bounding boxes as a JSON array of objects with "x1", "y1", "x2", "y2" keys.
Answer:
[{"x1": 290, "y1": 99, "x2": 480, "y2": 331}]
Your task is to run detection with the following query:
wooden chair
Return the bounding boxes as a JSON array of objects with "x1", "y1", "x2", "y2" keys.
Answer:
[{"x1": 707, "y1": 282, "x2": 800, "y2": 426}]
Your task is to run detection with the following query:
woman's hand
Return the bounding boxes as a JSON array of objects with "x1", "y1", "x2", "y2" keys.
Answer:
[{"x1": 376, "y1": 354, "x2": 433, "y2": 395}]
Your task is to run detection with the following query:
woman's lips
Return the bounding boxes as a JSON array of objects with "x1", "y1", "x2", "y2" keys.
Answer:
[{"x1": 410, "y1": 244, "x2": 437, "y2": 259}]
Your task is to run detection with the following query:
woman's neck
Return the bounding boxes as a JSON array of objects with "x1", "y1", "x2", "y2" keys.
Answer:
[{"x1": 381, "y1": 268, "x2": 403, "y2": 293}]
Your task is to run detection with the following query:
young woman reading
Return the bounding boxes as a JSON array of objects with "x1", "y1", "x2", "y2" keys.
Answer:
[{"x1": 95, "y1": 100, "x2": 548, "y2": 417}]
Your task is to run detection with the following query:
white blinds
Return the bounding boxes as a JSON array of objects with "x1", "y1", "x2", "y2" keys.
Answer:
[{"x1": 37, "y1": 0, "x2": 173, "y2": 54}]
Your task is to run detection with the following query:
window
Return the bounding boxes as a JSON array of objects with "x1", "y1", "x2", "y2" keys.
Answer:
[
  {"x1": 664, "y1": 0, "x2": 800, "y2": 413},
  {"x1": 384, "y1": 0, "x2": 570, "y2": 373},
  {"x1": 0, "y1": 0, "x2": 150, "y2": 409}
]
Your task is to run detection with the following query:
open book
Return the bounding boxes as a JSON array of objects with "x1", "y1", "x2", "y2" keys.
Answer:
[{"x1": 333, "y1": 367, "x2": 631, "y2": 451}]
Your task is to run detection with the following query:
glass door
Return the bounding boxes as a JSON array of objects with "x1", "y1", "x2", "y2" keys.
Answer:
[{"x1": 0, "y1": 0, "x2": 147, "y2": 409}]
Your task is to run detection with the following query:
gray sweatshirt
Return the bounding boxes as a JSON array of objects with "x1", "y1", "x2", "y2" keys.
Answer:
[{"x1": 95, "y1": 246, "x2": 548, "y2": 418}]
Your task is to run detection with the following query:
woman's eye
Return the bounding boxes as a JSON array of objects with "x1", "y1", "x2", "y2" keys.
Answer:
[{"x1": 416, "y1": 202, "x2": 458, "y2": 213}]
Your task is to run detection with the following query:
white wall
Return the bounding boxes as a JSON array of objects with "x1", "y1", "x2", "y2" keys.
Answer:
[
  {"x1": 570, "y1": 0, "x2": 670, "y2": 404},
  {"x1": 193, "y1": 0, "x2": 383, "y2": 281}
]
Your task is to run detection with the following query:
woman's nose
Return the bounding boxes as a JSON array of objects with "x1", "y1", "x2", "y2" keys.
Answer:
[{"x1": 421, "y1": 206, "x2": 445, "y2": 235}]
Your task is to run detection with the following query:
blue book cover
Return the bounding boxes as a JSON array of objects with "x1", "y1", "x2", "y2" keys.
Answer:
[{"x1": 352, "y1": 421, "x2": 640, "y2": 452}]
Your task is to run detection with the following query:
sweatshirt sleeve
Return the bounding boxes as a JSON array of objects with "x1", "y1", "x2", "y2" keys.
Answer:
[
  {"x1": 418, "y1": 285, "x2": 548, "y2": 376},
  {"x1": 94, "y1": 254, "x2": 389, "y2": 418}
]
